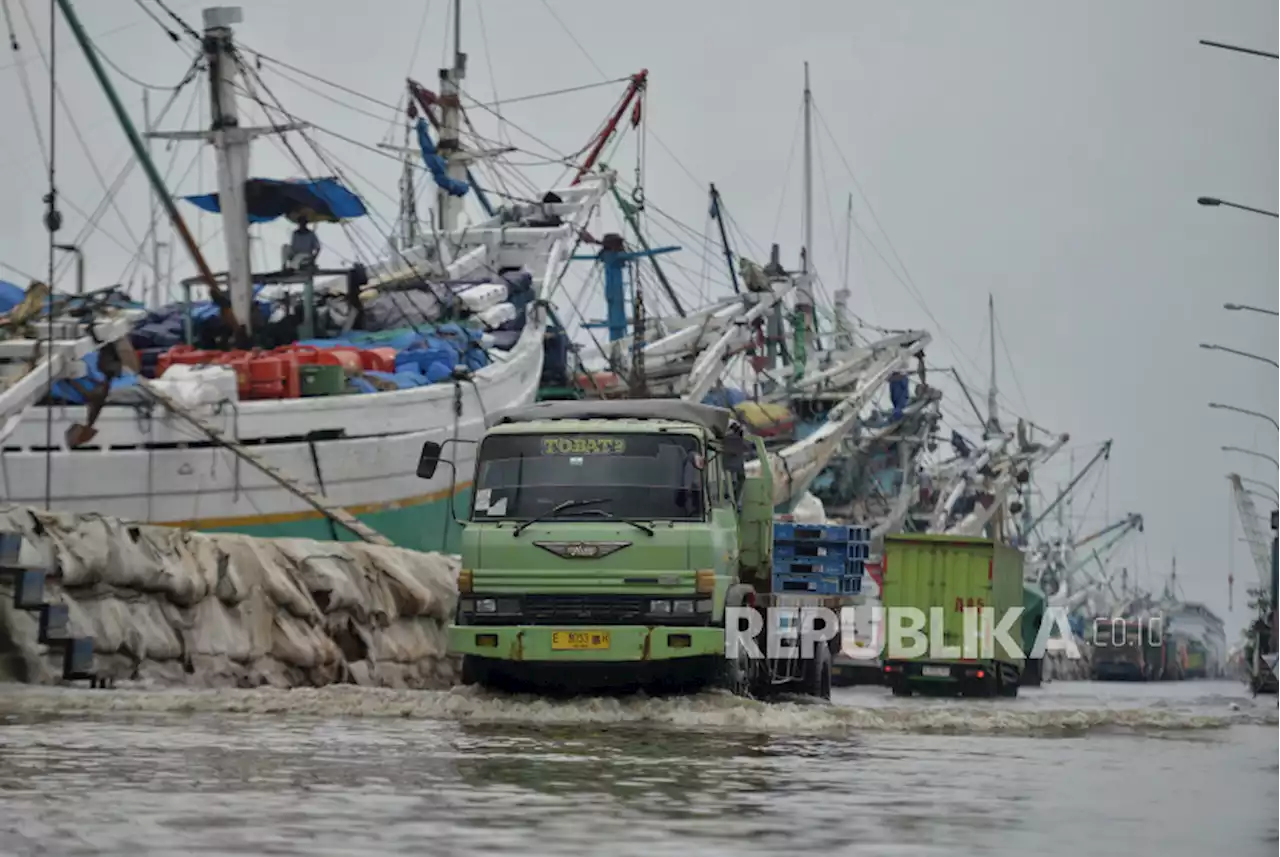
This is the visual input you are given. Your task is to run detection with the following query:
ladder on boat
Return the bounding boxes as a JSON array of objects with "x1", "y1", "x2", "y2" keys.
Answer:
[
  {"x1": 135, "y1": 378, "x2": 395, "y2": 548},
  {"x1": 0, "y1": 310, "x2": 144, "y2": 446}
]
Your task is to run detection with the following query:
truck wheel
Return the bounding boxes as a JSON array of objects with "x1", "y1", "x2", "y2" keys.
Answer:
[
  {"x1": 998, "y1": 665, "x2": 1019, "y2": 698},
  {"x1": 890, "y1": 683, "x2": 912, "y2": 698},
  {"x1": 716, "y1": 648, "x2": 752, "y2": 698},
  {"x1": 802, "y1": 641, "x2": 832, "y2": 701},
  {"x1": 460, "y1": 655, "x2": 490, "y2": 687}
]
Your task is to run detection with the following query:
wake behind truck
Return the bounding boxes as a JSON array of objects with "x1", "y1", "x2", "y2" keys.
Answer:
[
  {"x1": 879, "y1": 533, "x2": 1026, "y2": 698},
  {"x1": 415, "y1": 399, "x2": 859, "y2": 699}
]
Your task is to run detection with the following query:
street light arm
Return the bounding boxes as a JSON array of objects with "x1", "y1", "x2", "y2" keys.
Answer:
[
  {"x1": 1196, "y1": 196, "x2": 1280, "y2": 219},
  {"x1": 1239, "y1": 477, "x2": 1280, "y2": 502},
  {"x1": 1199, "y1": 39, "x2": 1279, "y2": 60},
  {"x1": 1224, "y1": 303, "x2": 1280, "y2": 317},
  {"x1": 1223, "y1": 446, "x2": 1280, "y2": 470},
  {"x1": 1199, "y1": 343, "x2": 1280, "y2": 369},
  {"x1": 1208, "y1": 402, "x2": 1280, "y2": 431}
]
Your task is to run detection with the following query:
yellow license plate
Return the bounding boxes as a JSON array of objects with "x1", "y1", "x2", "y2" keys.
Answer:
[{"x1": 551, "y1": 630, "x2": 611, "y2": 650}]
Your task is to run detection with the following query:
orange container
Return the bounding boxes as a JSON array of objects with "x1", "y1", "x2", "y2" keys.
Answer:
[
  {"x1": 273, "y1": 344, "x2": 322, "y2": 366},
  {"x1": 159, "y1": 346, "x2": 218, "y2": 377},
  {"x1": 358, "y1": 347, "x2": 397, "y2": 373},
  {"x1": 267, "y1": 350, "x2": 303, "y2": 398},
  {"x1": 245, "y1": 354, "x2": 288, "y2": 399},
  {"x1": 212, "y1": 350, "x2": 253, "y2": 398}
]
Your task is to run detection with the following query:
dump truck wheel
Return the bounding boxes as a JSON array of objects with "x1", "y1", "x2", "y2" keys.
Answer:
[{"x1": 802, "y1": 641, "x2": 832, "y2": 701}]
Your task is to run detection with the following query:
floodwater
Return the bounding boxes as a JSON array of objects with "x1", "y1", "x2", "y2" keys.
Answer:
[{"x1": 0, "y1": 679, "x2": 1274, "y2": 856}]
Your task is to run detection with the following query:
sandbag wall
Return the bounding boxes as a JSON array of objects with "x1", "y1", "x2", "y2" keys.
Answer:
[{"x1": 0, "y1": 505, "x2": 460, "y2": 688}]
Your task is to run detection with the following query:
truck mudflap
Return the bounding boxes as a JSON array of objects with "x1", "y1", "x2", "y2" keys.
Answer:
[{"x1": 448, "y1": 624, "x2": 725, "y2": 662}]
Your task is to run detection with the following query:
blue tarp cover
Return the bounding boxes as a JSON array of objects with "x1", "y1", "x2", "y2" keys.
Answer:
[
  {"x1": 184, "y1": 177, "x2": 368, "y2": 224},
  {"x1": 0, "y1": 281, "x2": 25, "y2": 313}
]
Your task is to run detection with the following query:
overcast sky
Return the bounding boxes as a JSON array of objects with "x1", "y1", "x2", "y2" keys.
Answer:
[{"x1": 0, "y1": 0, "x2": 1275, "y2": 636}]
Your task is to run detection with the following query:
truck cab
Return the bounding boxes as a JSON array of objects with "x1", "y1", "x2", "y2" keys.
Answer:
[{"x1": 416, "y1": 399, "x2": 771, "y2": 694}]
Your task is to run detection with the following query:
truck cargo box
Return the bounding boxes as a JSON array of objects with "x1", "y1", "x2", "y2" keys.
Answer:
[{"x1": 879, "y1": 533, "x2": 1026, "y2": 696}]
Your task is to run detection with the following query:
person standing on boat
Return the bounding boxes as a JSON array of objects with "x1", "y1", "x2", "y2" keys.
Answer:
[{"x1": 287, "y1": 218, "x2": 321, "y2": 271}]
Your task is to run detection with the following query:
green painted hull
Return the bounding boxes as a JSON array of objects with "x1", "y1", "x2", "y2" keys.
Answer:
[{"x1": 197, "y1": 487, "x2": 472, "y2": 553}]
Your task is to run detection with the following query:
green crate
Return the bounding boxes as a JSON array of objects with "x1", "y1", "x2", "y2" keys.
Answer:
[{"x1": 299, "y1": 363, "x2": 346, "y2": 396}]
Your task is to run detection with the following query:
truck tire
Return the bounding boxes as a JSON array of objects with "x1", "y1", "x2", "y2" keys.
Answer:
[
  {"x1": 716, "y1": 647, "x2": 753, "y2": 698},
  {"x1": 998, "y1": 664, "x2": 1019, "y2": 698},
  {"x1": 890, "y1": 683, "x2": 912, "y2": 698},
  {"x1": 802, "y1": 641, "x2": 832, "y2": 701},
  {"x1": 1021, "y1": 657, "x2": 1043, "y2": 688},
  {"x1": 460, "y1": 655, "x2": 490, "y2": 687}
]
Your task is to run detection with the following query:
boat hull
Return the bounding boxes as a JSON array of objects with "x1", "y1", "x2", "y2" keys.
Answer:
[{"x1": 193, "y1": 484, "x2": 473, "y2": 553}]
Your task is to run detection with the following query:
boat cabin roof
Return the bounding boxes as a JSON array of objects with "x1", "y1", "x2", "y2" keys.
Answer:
[{"x1": 485, "y1": 399, "x2": 734, "y2": 437}]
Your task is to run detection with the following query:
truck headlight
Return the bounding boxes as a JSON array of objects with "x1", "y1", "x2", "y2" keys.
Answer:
[
  {"x1": 672, "y1": 600, "x2": 695, "y2": 615},
  {"x1": 476, "y1": 598, "x2": 498, "y2": 613},
  {"x1": 649, "y1": 599, "x2": 672, "y2": 614}
]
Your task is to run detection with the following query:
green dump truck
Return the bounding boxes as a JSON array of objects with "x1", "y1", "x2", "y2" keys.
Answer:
[
  {"x1": 416, "y1": 399, "x2": 854, "y2": 698},
  {"x1": 879, "y1": 533, "x2": 1026, "y2": 697}
]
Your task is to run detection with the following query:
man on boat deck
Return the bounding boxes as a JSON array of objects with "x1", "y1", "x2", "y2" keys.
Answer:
[{"x1": 287, "y1": 219, "x2": 321, "y2": 271}]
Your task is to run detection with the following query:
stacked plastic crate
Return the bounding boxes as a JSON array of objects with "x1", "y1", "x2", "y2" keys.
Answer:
[{"x1": 771, "y1": 521, "x2": 870, "y2": 596}]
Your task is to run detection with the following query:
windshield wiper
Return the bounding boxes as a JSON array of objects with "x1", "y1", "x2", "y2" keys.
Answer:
[
  {"x1": 513, "y1": 498, "x2": 612, "y2": 537},
  {"x1": 571, "y1": 508, "x2": 655, "y2": 537}
]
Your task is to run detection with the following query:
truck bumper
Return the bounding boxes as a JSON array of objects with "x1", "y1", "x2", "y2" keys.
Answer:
[
  {"x1": 448, "y1": 624, "x2": 725, "y2": 662},
  {"x1": 884, "y1": 660, "x2": 1001, "y2": 694}
]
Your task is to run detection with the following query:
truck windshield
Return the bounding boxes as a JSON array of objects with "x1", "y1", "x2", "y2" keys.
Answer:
[{"x1": 472, "y1": 432, "x2": 704, "y2": 521}]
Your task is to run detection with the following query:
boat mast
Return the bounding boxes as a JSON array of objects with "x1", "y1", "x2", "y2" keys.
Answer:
[
  {"x1": 834, "y1": 192, "x2": 853, "y2": 349},
  {"x1": 147, "y1": 7, "x2": 305, "y2": 336},
  {"x1": 986, "y1": 293, "x2": 999, "y2": 435},
  {"x1": 437, "y1": 0, "x2": 468, "y2": 234},
  {"x1": 143, "y1": 90, "x2": 163, "y2": 309},
  {"x1": 397, "y1": 113, "x2": 419, "y2": 251},
  {"x1": 799, "y1": 62, "x2": 816, "y2": 351},
  {"x1": 203, "y1": 8, "x2": 252, "y2": 329}
]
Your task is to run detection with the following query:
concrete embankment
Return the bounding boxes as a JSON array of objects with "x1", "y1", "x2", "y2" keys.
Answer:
[{"x1": 0, "y1": 505, "x2": 460, "y2": 688}]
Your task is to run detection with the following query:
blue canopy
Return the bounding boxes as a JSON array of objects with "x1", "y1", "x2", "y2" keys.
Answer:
[
  {"x1": 184, "y1": 177, "x2": 368, "y2": 224},
  {"x1": 0, "y1": 280, "x2": 26, "y2": 313}
]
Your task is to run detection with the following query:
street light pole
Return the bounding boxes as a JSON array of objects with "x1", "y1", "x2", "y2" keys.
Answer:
[
  {"x1": 1209, "y1": 402, "x2": 1280, "y2": 431},
  {"x1": 1223, "y1": 446, "x2": 1280, "y2": 469}
]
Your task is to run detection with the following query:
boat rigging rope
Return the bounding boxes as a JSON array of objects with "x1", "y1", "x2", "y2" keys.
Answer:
[
  {"x1": 3, "y1": 0, "x2": 49, "y2": 163},
  {"x1": 16, "y1": 0, "x2": 147, "y2": 269},
  {"x1": 41, "y1": 0, "x2": 57, "y2": 511}
]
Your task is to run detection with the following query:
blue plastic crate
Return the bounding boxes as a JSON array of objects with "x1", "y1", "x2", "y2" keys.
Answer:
[
  {"x1": 773, "y1": 522, "x2": 856, "y2": 544},
  {"x1": 773, "y1": 554, "x2": 851, "y2": 576},
  {"x1": 775, "y1": 540, "x2": 858, "y2": 561},
  {"x1": 771, "y1": 572, "x2": 862, "y2": 596}
]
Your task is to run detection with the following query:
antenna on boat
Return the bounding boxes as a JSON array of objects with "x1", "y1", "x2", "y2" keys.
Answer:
[{"x1": 147, "y1": 7, "x2": 307, "y2": 336}]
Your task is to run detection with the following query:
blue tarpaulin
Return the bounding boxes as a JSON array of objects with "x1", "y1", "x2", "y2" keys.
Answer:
[
  {"x1": 0, "y1": 281, "x2": 25, "y2": 313},
  {"x1": 415, "y1": 118, "x2": 470, "y2": 197},
  {"x1": 184, "y1": 177, "x2": 368, "y2": 224}
]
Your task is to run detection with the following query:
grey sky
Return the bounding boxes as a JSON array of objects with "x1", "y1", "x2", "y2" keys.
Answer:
[{"x1": 0, "y1": 1, "x2": 1275, "y2": 635}]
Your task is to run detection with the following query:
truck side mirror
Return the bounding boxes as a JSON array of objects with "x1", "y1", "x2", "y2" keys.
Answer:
[{"x1": 416, "y1": 441, "x2": 443, "y2": 479}]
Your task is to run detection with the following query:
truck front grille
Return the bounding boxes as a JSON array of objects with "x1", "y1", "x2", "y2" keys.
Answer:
[{"x1": 464, "y1": 594, "x2": 709, "y2": 626}]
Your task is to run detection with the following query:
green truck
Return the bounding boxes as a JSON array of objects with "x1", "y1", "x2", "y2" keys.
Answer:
[
  {"x1": 879, "y1": 533, "x2": 1026, "y2": 697},
  {"x1": 416, "y1": 399, "x2": 852, "y2": 698}
]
